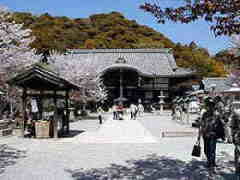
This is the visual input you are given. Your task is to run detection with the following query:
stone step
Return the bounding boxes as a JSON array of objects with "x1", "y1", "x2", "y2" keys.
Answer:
[
  {"x1": 0, "y1": 128, "x2": 12, "y2": 137},
  {"x1": 161, "y1": 131, "x2": 198, "y2": 138}
]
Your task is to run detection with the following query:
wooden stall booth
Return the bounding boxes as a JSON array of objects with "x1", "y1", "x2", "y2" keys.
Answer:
[{"x1": 7, "y1": 64, "x2": 80, "y2": 138}]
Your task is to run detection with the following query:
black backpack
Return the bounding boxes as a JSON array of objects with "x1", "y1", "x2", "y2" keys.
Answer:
[{"x1": 214, "y1": 117, "x2": 225, "y2": 140}]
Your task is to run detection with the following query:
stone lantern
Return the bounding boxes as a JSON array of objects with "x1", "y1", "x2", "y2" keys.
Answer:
[{"x1": 158, "y1": 90, "x2": 165, "y2": 114}]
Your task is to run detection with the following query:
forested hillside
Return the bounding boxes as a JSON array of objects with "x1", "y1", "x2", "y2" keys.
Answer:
[{"x1": 10, "y1": 11, "x2": 226, "y2": 77}]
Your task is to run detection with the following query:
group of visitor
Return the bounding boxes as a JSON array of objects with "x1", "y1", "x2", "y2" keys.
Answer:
[
  {"x1": 13, "y1": 97, "x2": 40, "y2": 137},
  {"x1": 171, "y1": 96, "x2": 193, "y2": 124},
  {"x1": 112, "y1": 103, "x2": 124, "y2": 120},
  {"x1": 111, "y1": 103, "x2": 144, "y2": 120}
]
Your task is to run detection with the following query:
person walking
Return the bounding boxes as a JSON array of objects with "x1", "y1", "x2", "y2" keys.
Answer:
[
  {"x1": 117, "y1": 103, "x2": 124, "y2": 120},
  {"x1": 199, "y1": 97, "x2": 219, "y2": 172},
  {"x1": 130, "y1": 103, "x2": 137, "y2": 120},
  {"x1": 171, "y1": 104, "x2": 176, "y2": 120},
  {"x1": 138, "y1": 103, "x2": 144, "y2": 117},
  {"x1": 223, "y1": 108, "x2": 232, "y2": 143},
  {"x1": 112, "y1": 104, "x2": 117, "y2": 120},
  {"x1": 230, "y1": 104, "x2": 240, "y2": 179},
  {"x1": 97, "y1": 106, "x2": 104, "y2": 124},
  {"x1": 133, "y1": 104, "x2": 138, "y2": 120},
  {"x1": 31, "y1": 97, "x2": 39, "y2": 120},
  {"x1": 214, "y1": 96, "x2": 226, "y2": 142}
]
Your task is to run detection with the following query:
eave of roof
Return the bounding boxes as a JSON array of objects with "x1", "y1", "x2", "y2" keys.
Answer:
[
  {"x1": 7, "y1": 64, "x2": 81, "y2": 91},
  {"x1": 202, "y1": 77, "x2": 230, "y2": 92},
  {"x1": 66, "y1": 48, "x2": 193, "y2": 77},
  {"x1": 67, "y1": 48, "x2": 173, "y2": 54}
]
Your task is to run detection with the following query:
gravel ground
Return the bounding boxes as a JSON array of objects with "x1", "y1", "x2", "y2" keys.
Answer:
[{"x1": 0, "y1": 112, "x2": 236, "y2": 180}]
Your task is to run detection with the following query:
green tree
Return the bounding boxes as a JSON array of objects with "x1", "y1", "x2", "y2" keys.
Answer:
[{"x1": 10, "y1": 11, "x2": 226, "y2": 77}]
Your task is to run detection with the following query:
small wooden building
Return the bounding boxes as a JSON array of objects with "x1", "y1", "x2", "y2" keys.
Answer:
[{"x1": 8, "y1": 64, "x2": 80, "y2": 138}]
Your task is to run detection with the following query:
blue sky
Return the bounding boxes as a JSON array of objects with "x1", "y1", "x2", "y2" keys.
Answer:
[{"x1": 1, "y1": 0, "x2": 230, "y2": 55}]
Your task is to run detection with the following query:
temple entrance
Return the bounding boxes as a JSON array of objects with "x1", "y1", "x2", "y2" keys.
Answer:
[{"x1": 101, "y1": 68, "x2": 141, "y2": 106}]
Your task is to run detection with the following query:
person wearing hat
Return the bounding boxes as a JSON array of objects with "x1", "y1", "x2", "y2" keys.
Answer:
[
  {"x1": 214, "y1": 96, "x2": 232, "y2": 144},
  {"x1": 214, "y1": 96, "x2": 225, "y2": 116},
  {"x1": 171, "y1": 98, "x2": 177, "y2": 121},
  {"x1": 199, "y1": 97, "x2": 219, "y2": 171}
]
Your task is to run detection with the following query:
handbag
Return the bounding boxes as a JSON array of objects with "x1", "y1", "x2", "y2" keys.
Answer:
[{"x1": 191, "y1": 139, "x2": 201, "y2": 157}]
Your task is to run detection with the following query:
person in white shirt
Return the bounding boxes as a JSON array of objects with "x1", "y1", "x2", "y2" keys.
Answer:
[
  {"x1": 130, "y1": 103, "x2": 138, "y2": 120},
  {"x1": 31, "y1": 98, "x2": 39, "y2": 120},
  {"x1": 138, "y1": 103, "x2": 144, "y2": 117}
]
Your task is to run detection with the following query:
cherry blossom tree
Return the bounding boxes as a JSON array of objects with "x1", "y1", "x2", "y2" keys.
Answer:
[
  {"x1": 89, "y1": 77, "x2": 108, "y2": 104},
  {"x1": 0, "y1": 6, "x2": 40, "y2": 117},
  {"x1": 226, "y1": 68, "x2": 240, "y2": 87},
  {"x1": 49, "y1": 52, "x2": 108, "y2": 105},
  {"x1": 0, "y1": 7, "x2": 39, "y2": 73}
]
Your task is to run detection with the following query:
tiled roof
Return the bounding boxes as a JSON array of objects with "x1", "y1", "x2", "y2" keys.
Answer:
[
  {"x1": 7, "y1": 64, "x2": 81, "y2": 91},
  {"x1": 202, "y1": 77, "x2": 231, "y2": 93},
  {"x1": 65, "y1": 49, "x2": 193, "y2": 77}
]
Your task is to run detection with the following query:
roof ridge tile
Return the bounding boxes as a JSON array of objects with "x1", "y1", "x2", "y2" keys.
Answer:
[{"x1": 67, "y1": 48, "x2": 172, "y2": 54}]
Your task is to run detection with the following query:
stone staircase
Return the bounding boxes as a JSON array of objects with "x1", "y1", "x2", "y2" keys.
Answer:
[{"x1": 0, "y1": 120, "x2": 13, "y2": 137}]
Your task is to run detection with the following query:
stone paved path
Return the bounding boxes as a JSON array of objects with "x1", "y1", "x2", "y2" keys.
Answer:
[
  {"x1": 61, "y1": 115, "x2": 158, "y2": 143},
  {"x1": 139, "y1": 111, "x2": 198, "y2": 138},
  {"x1": 61, "y1": 111, "x2": 197, "y2": 143},
  {"x1": 0, "y1": 112, "x2": 236, "y2": 180}
]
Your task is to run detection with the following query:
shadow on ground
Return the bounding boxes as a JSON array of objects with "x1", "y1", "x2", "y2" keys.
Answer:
[
  {"x1": 0, "y1": 144, "x2": 26, "y2": 174},
  {"x1": 66, "y1": 152, "x2": 236, "y2": 180},
  {"x1": 60, "y1": 130, "x2": 85, "y2": 138}
]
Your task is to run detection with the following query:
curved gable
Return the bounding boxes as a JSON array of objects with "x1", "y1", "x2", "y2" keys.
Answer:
[{"x1": 65, "y1": 49, "x2": 193, "y2": 77}]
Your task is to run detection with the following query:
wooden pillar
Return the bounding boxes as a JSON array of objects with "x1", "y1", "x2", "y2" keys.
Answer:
[
  {"x1": 82, "y1": 87, "x2": 86, "y2": 112},
  {"x1": 53, "y1": 91, "x2": 58, "y2": 138},
  {"x1": 152, "y1": 75, "x2": 156, "y2": 102},
  {"x1": 186, "y1": 103, "x2": 190, "y2": 124},
  {"x1": 22, "y1": 88, "x2": 27, "y2": 135},
  {"x1": 39, "y1": 91, "x2": 43, "y2": 120},
  {"x1": 65, "y1": 90, "x2": 70, "y2": 134},
  {"x1": 8, "y1": 85, "x2": 13, "y2": 119},
  {"x1": 119, "y1": 68, "x2": 123, "y2": 100}
]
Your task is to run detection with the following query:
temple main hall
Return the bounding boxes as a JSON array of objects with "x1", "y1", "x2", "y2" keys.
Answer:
[{"x1": 66, "y1": 49, "x2": 194, "y2": 105}]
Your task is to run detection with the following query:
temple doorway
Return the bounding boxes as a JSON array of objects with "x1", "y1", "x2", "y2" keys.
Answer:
[{"x1": 101, "y1": 68, "x2": 142, "y2": 106}]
